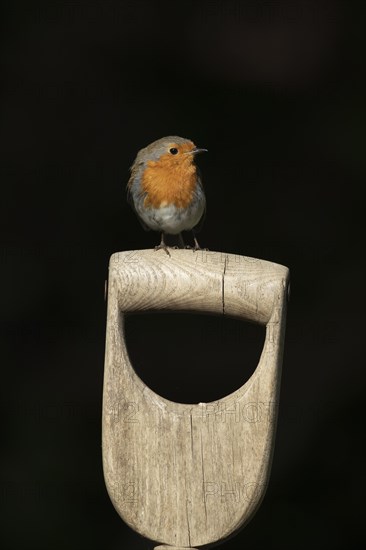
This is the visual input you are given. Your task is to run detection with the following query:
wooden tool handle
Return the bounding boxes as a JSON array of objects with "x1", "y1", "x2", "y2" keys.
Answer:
[{"x1": 103, "y1": 249, "x2": 289, "y2": 549}]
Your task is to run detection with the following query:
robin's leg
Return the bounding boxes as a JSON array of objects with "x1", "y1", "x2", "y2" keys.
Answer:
[
  {"x1": 193, "y1": 236, "x2": 201, "y2": 251},
  {"x1": 154, "y1": 232, "x2": 170, "y2": 256},
  {"x1": 191, "y1": 229, "x2": 206, "y2": 251},
  {"x1": 184, "y1": 230, "x2": 201, "y2": 250}
]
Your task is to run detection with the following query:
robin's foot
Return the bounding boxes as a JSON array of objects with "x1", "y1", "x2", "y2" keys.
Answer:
[
  {"x1": 184, "y1": 242, "x2": 208, "y2": 251},
  {"x1": 154, "y1": 242, "x2": 171, "y2": 256},
  {"x1": 154, "y1": 233, "x2": 170, "y2": 256},
  {"x1": 192, "y1": 237, "x2": 209, "y2": 252}
]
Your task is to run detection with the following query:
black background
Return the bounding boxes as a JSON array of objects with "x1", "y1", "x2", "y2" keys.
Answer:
[{"x1": 1, "y1": 1, "x2": 365, "y2": 549}]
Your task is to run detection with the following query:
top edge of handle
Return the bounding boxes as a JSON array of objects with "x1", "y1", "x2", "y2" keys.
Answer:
[{"x1": 109, "y1": 249, "x2": 289, "y2": 277}]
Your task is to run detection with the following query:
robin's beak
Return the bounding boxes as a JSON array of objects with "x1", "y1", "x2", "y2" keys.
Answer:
[{"x1": 189, "y1": 146, "x2": 208, "y2": 155}]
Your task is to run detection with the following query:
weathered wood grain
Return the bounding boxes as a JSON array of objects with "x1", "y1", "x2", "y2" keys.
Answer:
[{"x1": 102, "y1": 249, "x2": 289, "y2": 549}]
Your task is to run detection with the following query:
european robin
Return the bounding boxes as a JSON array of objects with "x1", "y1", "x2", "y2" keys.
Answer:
[{"x1": 127, "y1": 136, "x2": 207, "y2": 255}]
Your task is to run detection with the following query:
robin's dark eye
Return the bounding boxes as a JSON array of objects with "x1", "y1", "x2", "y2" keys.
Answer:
[{"x1": 169, "y1": 147, "x2": 178, "y2": 155}]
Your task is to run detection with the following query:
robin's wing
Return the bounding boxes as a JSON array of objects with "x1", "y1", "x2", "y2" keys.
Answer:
[
  {"x1": 126, "y1": 164, "x2": 151, "y2": 232},
  {"x1": 193, "y1": 168, "x2": 206, "y2": 233}
]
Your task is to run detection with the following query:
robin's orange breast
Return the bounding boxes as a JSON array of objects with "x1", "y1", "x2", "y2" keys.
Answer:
[{"x1": 142, "y1": 153, "x2": 197, "y2": 209}]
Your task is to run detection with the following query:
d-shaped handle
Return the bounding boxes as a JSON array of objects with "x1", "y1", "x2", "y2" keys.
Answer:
[
  {"x1": 109, "y1": 249, "x2": 288, "y2": 324},
  {"x1": 103, "y1": 249, "x2": 289, "y2": 549}
]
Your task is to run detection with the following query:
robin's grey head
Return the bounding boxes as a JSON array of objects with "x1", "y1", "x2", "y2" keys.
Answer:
[{"x1": 135, "y1": 136, "x2": 207, "y2": 164}]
